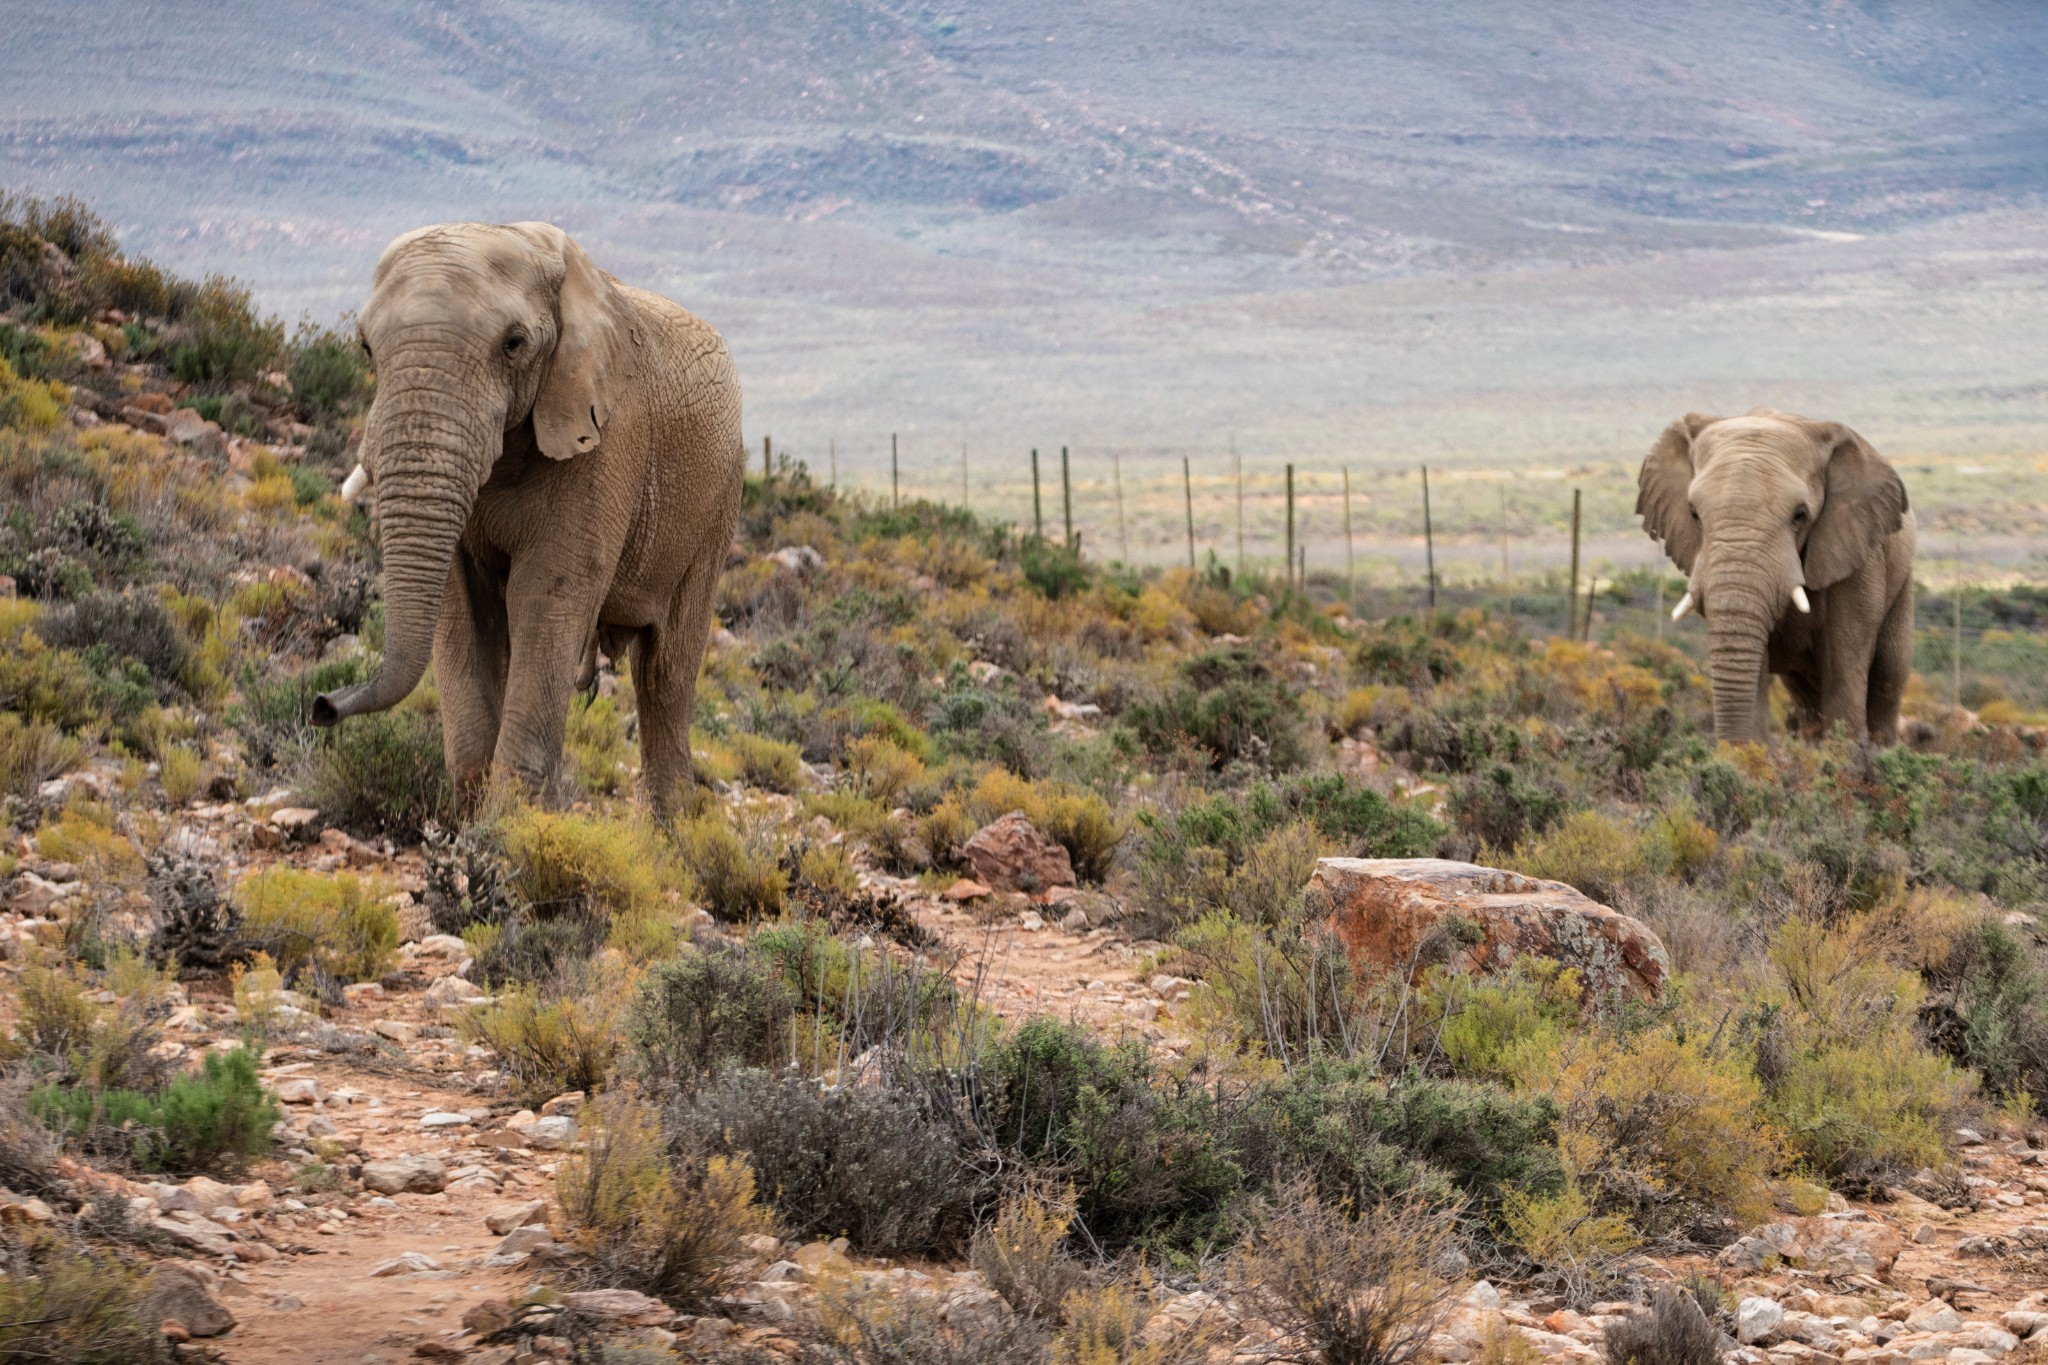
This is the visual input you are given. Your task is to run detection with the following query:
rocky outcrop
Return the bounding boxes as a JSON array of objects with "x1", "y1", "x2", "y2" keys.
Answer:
[
  {"x1": 1718, "y1": 1214, "x2": 1905, "y2": 1277},
  {"x1": 1305, "y1": 858, "x2": 1671, "y2": 1002},
  {"x1": 961, "y1": 812, "x2": 1075, "y2": 894}
]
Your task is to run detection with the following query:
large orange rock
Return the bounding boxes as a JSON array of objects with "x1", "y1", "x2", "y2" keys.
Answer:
[{"x1": 1305, "y1": 858, "x2": 1670, "y2": 1002}]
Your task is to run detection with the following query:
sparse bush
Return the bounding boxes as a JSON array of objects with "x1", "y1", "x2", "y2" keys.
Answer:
[
  {"x1": 0, "y1": 1225, "x2": 168, "y2": 1364},
  {"x1": 676, "y1": 808, "x2": 787, "y2": 920},
  {"x1": 1120, "y1": 644, "x2": 1306, "y2": 772},
  {"x1": 682, "y1": 1066, "x2": 980, "y2": 1256},
  {"x1": 0, "y1": 711, "x2": 82, "y2": 798},
  {"x1": 1451, "y1": 761, "x2": 1567, "y2": 850},
  {"x1": 303, "y1": 704, "x2": 451, "y2": 841},
  {"x1": 566, "y1": 693, "x2": 634, "y2": 796},
  {"x1": 1602, "y1": 1288, "x2": 1727, "y2": 1365},
  {"x1": 1508, "y1": 809, "x2": 1644, "y2": 904},
  {"x1": 458, "y1": 980, "x2": 624, "y2": 1105},
  {"x1": 232, "y1": 867, "x2": 399, "y2": 984},
  {"x1": 630, "y1": 944, "x2": 796, "y2": 1090},
  {"x1": 730, "y1": 731, "x2": 806, "y2": 792},
  {"x1": 972, "y1": 1183, "x2": 1086, "y2": 1323},
  {"x1": 287, "y1": 323, "x2": 370, "y2": 420},
  {"x1": 810, "y1": 1277, "x2": 1052, "y2": 1365},
  {"x1": 556, "y1": 1088, "x2": 770, "y2": 1312},
  {"x1": 1228, "y1": 1180, "x2": 1463, "y2": 1365}
]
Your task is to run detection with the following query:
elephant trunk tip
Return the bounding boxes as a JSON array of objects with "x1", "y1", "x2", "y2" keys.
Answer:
[{"x1": 310, "y1": 691, "x2": 345, "y2": 728}]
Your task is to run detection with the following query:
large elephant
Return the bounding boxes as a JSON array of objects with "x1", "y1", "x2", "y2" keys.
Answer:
[
  {"x1": 311, "y1": 222, "x2": 744, "y2": 815},
  {"x1": 1637, "y1": 408, "x2": 1915, "y2": 746}
]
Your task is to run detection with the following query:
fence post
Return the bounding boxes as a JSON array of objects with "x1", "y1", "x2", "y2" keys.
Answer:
[
  {"x1": 891, "y1": 433, "x2": 900, "y2": 509},
  {"x1": 1422, "y1": 464, "x2": 1437, "y2": 615},
  {"x1": 1030, "y1": 448, "x2": 1042, "y2": 540},
  {"x1": 1114, "y1": 450, "x2": 1128, "y2": 561},
  {"x1": 829, "y1": 438, "x2": 837, "y2": 488},
  {"x1": 1182, "y1": 457, "x2": 1197, "y2": 568},
  {"x1": 1568, "y1": 488, "x2": 1582, "y2": 640},
  {"x1": 763, "y1": 435, "x2": 772, "y2": 482},
  {"x1": 1234, "y1": 438, "x2": 1245, "y2": 577},
  {"x1": 1953, "y1": 564, "x2": 1964, "y2": 706},
  {"x1": 1062, "y1": 446, "x2": 1074, "y2": 549},
  {"x1": 1285, "y1": 463, "x2": 1295, "y2": 589},
  {"x1": 1343, "y1": 467, "x2": 1356, "y2": 611}
]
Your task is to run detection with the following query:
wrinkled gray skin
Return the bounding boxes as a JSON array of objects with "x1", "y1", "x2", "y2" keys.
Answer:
[
  {"x1": 311, "y1": 222, "x2": 744, "y2": 815},
  {"x1": 1637, "y1": 409, "x2": 1915, "y2": 746}
]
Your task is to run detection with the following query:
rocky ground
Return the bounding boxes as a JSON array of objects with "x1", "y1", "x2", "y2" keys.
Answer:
[{"x1": 6, "y1": 786, "x2": 2048, "y2": 1364}]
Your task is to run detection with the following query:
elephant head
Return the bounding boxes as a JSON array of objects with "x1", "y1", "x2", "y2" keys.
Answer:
[
  {"x1": 312, "y1": 223, "x2": 624, "y2": 727},
  {"x1": 1637, "y1": 408, "x2": 1907, "y2": 743}
]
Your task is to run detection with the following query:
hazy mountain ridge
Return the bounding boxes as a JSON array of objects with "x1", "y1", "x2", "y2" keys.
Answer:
[{"x1": 4, "y1": 0, "x2": 2047, "y2": 472}]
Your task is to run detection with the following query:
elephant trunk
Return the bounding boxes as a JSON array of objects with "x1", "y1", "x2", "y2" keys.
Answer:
[
  {"x1": 1702, "y1": 566, "x2": 1779, "y2": 743},
  {"x1": 312, "y1": 365, "x2": 498, "y2": 727}
]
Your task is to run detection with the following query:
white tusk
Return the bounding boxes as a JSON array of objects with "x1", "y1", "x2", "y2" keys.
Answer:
[
  {"x1": 1791, "y1": 586, "x2": 1811, "y2": 614},
  {"x1": 1670, "y1": 591, "x2": 1694, "y2": 622},
  {"x1": 340, "y1": 463, "x2": 369, "y2": 502}
]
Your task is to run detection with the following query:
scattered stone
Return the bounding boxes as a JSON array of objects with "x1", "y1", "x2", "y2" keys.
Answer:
[
  {"x1": 524, "y1": 1115, "x2": 577, "y2": 1151},
  {"x1": 488, "y1": 1225, "x2": 559, "y2": 1264},
  {"x1": 418, "y1": 1110, "x2": 471, "y2": 1130},
  {"x1": 372, "y1": 1020, "x2": 419, "y2": 1044},
  {"x1": 1904, "y1": 1300, "x2": 1963, "y2": 1334},
  {"x1": 463, "y1": 1299, "x2": 514, "y2": 1335},
  {"x1": 1719, "y1": 1217, "x2": 1904, "y2": 1277},
  {"x1": 540, "y1": 1092, "x2": 585, "y2": 1118},
  {"x1": 369, "y1": 1252, "x2": 441, "y2": 1277},
  {"x1": 412, "y1": 1343, "x2": 466, "y2": 1361},
  {"x1": 562, "y1": 1289, "x2": 675, "y2": 1327},
  {"x1": 146, "y1": 1264, "x2": 237, "y2": 1338},
  {"x1": 941, "y1": 878, "x2": 993, "y2": 902},
  {"x1": 485, "y1": 1200, "x2": 548, "y2": 1235},
  {"x1": 1465, "y1": 1281, "x2": 1502, "y2": 1311},
  {"x1": 341, "y1": 982, "x2": 385, "y2": 1005},
  {"x1": 273, "y1": 1078, "x2": 324, "y2": 1105},
  {"x1": 150, "y1": 1214, "x2": 233, "y2": 1256},
  {"x1": 1308, "y1": 857, "x2": 1671, "y2": 1002},
  {"x1": 1956, "y1": 1129, "x2": 1987, "y2": 1146},
  {"x1": 961, "y1": 811, "x2": 1075, "y2": 893},
  {"x1": 422, "y1": 976, "x2": 486, "y2": 1008},
  {"x1": 360, "y1": 1156, "x2": 448, "y2": 1195},
  {"x1": 769, "y1": 545, "x2": 825, "y2": 576}
]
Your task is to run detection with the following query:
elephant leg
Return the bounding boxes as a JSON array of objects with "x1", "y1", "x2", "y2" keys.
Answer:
[
  {"x1": 633, "y1": 548, "x2": 722, "y2": 820},
  {"x1": 1868, "y1": 588, "x2": 1914, "y2": 743},
  {"x1": 493, "y1": 561, "x2": 601, "y2": 803},
  {"x1": 435, "y1": 552, "x2": 510, "y2": 805}
]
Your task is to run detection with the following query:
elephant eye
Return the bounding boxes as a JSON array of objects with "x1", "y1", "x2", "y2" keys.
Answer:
[
  {"x1": 1792, "y1": 506, "x2": 1810, "y2": 524},
  {"x1": 1688, "y1": 505, "x2": 1699, "y2": 522},
  {"x1": 502, "y1": 328, "x2": 527, "y2": 357}
]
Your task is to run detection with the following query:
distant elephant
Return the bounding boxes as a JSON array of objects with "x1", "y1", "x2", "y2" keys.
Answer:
[
  {"x1": 1637, "y1": 408, "x2": 1914, "y2": 745},
  {"x1": 312, "y1": 221, "x2": 744, "y2": 815}
]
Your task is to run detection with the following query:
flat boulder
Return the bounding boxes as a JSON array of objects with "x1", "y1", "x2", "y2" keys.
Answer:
[
  {"x1": 146, "y1": 1264, "x2": 237, "y2": 1338},
  {"x1": 961, "y1": 811, "x2": 1074, "y2": 894},
  {"x1": 1718, "y1": 1215, "x2": 1904, "y2": 1277},
  {"x1": 1306, "y1": 858, "x2": 1670, "y2": 1002},
  {"x1": 360, "y1": 1155, "x2": 448, "y2": 1195}
]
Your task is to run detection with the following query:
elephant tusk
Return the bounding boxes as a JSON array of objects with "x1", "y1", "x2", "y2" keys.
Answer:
[
  {"x1": 340, "y1": 464, "x2": 370, "y2": 502},
  {"x1": 1670, "y1": 591, "x2": 1694, "y2": 622},
  {"x1": 1791, "y1": 585, "x2": 1811, "y2": 614}
]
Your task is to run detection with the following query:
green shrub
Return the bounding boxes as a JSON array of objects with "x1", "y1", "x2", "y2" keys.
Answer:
[
  {"x1": 1021, "y1": 538, "x2": 1089, "y2": 599},
  {"x1": 232, "y1": 867, "x2": 399, "y2": 983},
  {"x1": 169, "y1": 277, "x2": 282, "y2": 386},
  {"x1": 304, "y1": 704, "x2": 452, "y2": 841},
  {"x1": 1928, "y1": 919, "x2": 2048, "y2": 1100},
  {"x1": 32, "y1": 1046, "x2": 278, "y2": 1173},
  {"x1": 457, "y1": 982, "x2": 622, "y2": 1105},
  {"x1": 556, "y1": 1088, "x2": 769, "y2": 1312},
  {"x1": 1508, "y1": 810, "x2": 1645, "y2": 904},
  {"x1": 683, "y1": 1066, "x2": 980, "y2": 1256},
  {"x1": 1121, "y1": 645, "x2": 1306, "y2": 772},
  {"x1": 676, "y1": 808, "x2": 786, "y2": 920},
  {"x1": 0, "y1": 711, "x2": 82, "y2": 799},
  {"x1": 38, "y1": 593, "x2": 186, "y2": 694},
  {"x1": 1451, "y1": 762, "x2": 1567, "y2": 850},
  {"x1": 287, "y1": 324, "x2": 370, "y2": 420},
  {"x1": 629, "y1": 944, "x2": 796, "y2": 1090}
]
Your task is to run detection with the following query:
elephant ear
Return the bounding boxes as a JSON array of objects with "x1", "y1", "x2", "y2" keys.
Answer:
[
  {"x1": 1803, "y1": 422, "x2": 1908, "y2": 591},
  {"x1": 511, "y1": 223, "x2": 622, "y2": 461},
  {"x1": 1635, "y1": 413, "x2": 1716, "y2": 573}
]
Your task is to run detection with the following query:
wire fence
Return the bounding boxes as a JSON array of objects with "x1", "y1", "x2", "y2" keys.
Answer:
[{"x1": 758, "y1": 434, "x2": 2048, "y2": 709}]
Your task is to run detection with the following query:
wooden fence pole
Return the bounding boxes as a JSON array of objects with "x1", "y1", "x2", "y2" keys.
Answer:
[
  {"x1": 1113, "y1": 450, "x2": 1128, "y2": 561},
  {"x1": 829, "y1": 438, "x2": 837, "y2": 488},
  {"x1": 1954, "y1": 561, "x2": 1964, "y2": 706},
  {"x1": 1030, "y1": 448, "x2": 1042, "y2": 540},
  {"x1": 1234, "y1": 438, "x2": 1245, "y2": 578},
  {"x1": 1422, "y1": 464, "x2": 1437, "y2": 615},
  {"x1": 1062, "y1": 446, "x2": 1074, "y2": 549},
  {"x1": 1343, "y1": 467, "x2": 1356, "y2": 612},
  {"x1": 1568, "y1": 488, "x2": 1582, "y2": 640},
  {"x1": 1285, "y1": 463, "x2": 1295, "y2": 589},
  {"x1": 763, "y1": 435, "x2": 772, "y2": 483},
  {"x1": 1182, "y1": 457, "x2": 1197, "y2": 568}
]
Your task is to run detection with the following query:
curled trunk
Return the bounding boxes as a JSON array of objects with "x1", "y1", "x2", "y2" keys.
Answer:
[{"x1": 1707, "y1": 613, "x2": 1771, "y2": 744}]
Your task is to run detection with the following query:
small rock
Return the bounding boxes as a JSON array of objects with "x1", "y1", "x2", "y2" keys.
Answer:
[
  {"x1": 1955, "y1": 1128, "x2": 1987, "y2": 1146},
  {"x1": 485, "y1": 1200, "x2": 548, "y2": 1236},
  {"x1": 273, "y1": 1079, "x2": 324, "y2": 1106},
  {"x1": 341, "y1": 982, "x2": 385, "y2": 1005},
  {"x1": 563, "y1": 1289, "x2": 675, "y2": 1326},
  {"x1": 1464, "y1": 1281, "x2": 1502, "y2": 1311},
  {"x1": 462, "y1": 1299, "x2": 514, "y2": 1335},
  {"x1": 422, "y1": 976, "x2": 486, "y2": 1008},
  {"x1": 2003, "y1": 1312, "x2": 2048, "y2": 1338},
  {"x1": 1739, "y1": 1299, "x2": 1787, "y2": 1345},
  {"x1": 412, "y1": 1343, "x2": 465, "y2": 1361},
  {"x1": 768, "y1": 545, "x2": 824, "y2": 576},
  {"x1": 941, "y1": 878, "x2": 993, "y2": 902},
  {"x1": 418, "y1": 1111, "x2": 471, "y2": 1131},
  {"x1": 1905, "y1": 1301, "x2": 1963, "y2": 1334},
  {"x1": 372, "y1": 1020, "x2": 419, "y2": 1045},
  {"x1": 961, "y1": 812, "x2": 1075, "y2": 893},
  {"x1": 540, "y1": 1092, "x2": 585, "y2": 1118},
  {"x1": 524, "y1": 1115, "x2": 577, "y2": 1151},
  {"x1": 360, "y1": 1156, "x2": 448, "y2": 1195},
  {"x1": 488, "y1": 1225, "x2": 556, "y2": 1262},
  {"x1": 369, "y1": 1252, "x2": 441, "y2": 1277},
  {"x1": 147, "y1": 1264, "x2": 237, "y2": 1338}
]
